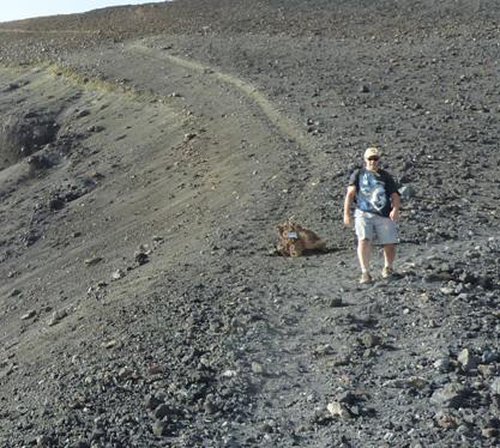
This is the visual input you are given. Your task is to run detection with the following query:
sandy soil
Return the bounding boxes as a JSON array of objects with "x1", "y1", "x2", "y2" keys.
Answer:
[{"x1": 0, "y1": 1, "x2": 499, "y2": 447}]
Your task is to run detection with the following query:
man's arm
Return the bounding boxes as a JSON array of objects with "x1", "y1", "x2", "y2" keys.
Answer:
[
  {"x1": 389, "y1": 192, "x2": 400, "y2": 221},
  {"x1": 344, "y1": 186, "x2": 357, "y2": 227}
]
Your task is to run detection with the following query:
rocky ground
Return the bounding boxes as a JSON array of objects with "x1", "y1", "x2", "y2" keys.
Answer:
[{"x1": 0, "y1": 1, "x2": 499, "y2": 447}]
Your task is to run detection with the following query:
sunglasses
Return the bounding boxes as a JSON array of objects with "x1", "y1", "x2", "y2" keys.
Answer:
[{"x1": 367, "y1": 156, "x2": 380, "y2": 161}]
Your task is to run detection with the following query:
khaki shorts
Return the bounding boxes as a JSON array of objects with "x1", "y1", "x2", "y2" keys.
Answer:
[{"x1": 354, "y1": 209, "x2": 399, "y2": 245}]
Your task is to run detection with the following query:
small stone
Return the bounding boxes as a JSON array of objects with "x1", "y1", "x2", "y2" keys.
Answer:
[
  {"x1": 6, "y1": 82, "x2": 20, "y2": 91},
  {"x1": 21, "y1": 310, "x2": 37, "y2": 320},
  {"x1": 152, "y1": 419, "x2": 169, "y2": 437},
  {"x1": 36, "y1": 434, "x2": 53, "y2": 446},
  {"x1": 430, "y1": 383, "x2": 467, "y2": 408},
  {"x1": 440, "y1": 286, "x2": 455, "y2": 295},
  {"x1": 48, "y1": 198, "x2": 65, "y2": 211},
  {"x1": 251, "y1": 361, "x2": 264, "y2": 374},
  {"x1": 337, "y1": 391, "x2": 359, "y2": 405},
  {"x1": 76, "y1": 109, "x2": 90, "y2": 118},
  {"x1": 331, "y1": 355, "x2": 350, "y2": 366},
  {"x1": 478, "y1": 364, "x2": 495, "y2": 378},
  {"x1": 73, "y1": 441, "x2": 90, "y2": 448},
  {"x1": 435, "y1": 411, "x2": 458, "y2": 429},
  {"x1": 154, "y1": 404, "x2": 171, "y2": 420},
  {"x1": 383, "y1": 432, "x2": 395, "y2": 442},
  {"x1": 328, "y1": 297, "x2": 343, "y2": 307},
  {"x1": 134, "y1": 252, "x2": 149, "y2": 265},
  {"x1": 103, "y1": 340, "x2": 118, "y2": 349},
  {"x1": 407, "y1": 377, "x2": 429, "y2": 390},
  {"x1": 48, "y1": 310, "x2": 67, "y2": 326},
  {"x1": 457, "y1": 348, "x2": 478, "y2": 372},
  {"x1": 482, "y1": 427, "x2": 499, "y2": 439},
  {"x1": 90, "y1": 427, "x2": 105, "y2": 441},
  {"x1": 111, "y1": 269, "x2": 125, "y2": 280},
  {"x1": 434, "y1": 357, "x2": 453, "y2": 372},
  {"x1": 314, "y1": 344, "x2": 335, "y2": 356},
  {"x1": 399, "y1": 184, "x2": 415, "y2": 201},
  {"x1": 491, "y1": 377, "x2": 500, "y2": 395},
  {"x1": 203, "y1": 397, "x2": 217, "y2": 414},
  {"x1": 360, "y1": 333, "x2": 381, "y2": 348},
  {"x1": 327, "y1": 401, "x2": 352, "y2": 419},
  {"x1": 481, "y1": 350, "x2": 498, "y2": 364},
  {"x1": 118, "y1": 367, "x2": 134, "y2": 380},
  {"x1": 148, "y1": 364, "x2": 164, "y2": 375},
  {"x1": 87, "y1": 125, "x2": 104, "y2": 133},
  {"x1": 84, "y1": 257, "x2": 103, "y2": 266},
  {"x1": 145, "y1": 395, "x2": 163, "y2": 411}
]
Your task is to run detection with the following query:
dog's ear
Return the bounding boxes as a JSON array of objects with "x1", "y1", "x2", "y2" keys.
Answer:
[{"x1": 277, "y1": 224, "x2": 284, "y2": 232}]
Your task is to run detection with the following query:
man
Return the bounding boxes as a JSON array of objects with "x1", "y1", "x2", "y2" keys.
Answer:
[{"x1": 343, "y1": 147, "x2": 401, "y2": 284}]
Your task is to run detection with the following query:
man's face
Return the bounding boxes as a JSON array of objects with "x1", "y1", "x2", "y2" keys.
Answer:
[{"x1": 365, "y1": 155, "x2": 380, "y2": 171}]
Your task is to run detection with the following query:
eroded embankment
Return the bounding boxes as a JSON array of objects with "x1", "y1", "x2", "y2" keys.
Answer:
[{"x1": 0, "y1": 50, "x2": 325, "y2": 446}]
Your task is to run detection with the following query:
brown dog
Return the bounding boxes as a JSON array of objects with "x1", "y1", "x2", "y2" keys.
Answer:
[{"x1": 276, "y1": 219, "x2": 326, "y2": 257}]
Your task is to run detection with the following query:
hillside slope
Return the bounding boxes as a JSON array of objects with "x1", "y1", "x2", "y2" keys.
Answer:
[{"x1": 1, "y1": 1, "x2": 499, "y2": 447}]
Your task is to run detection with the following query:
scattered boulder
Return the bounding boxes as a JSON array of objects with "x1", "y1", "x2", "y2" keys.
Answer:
[
  {"x1": 457, "y1": 348, "x2": 478, "y2": 372},
  {"x1": 327, "y1": 401, "x2": 352, "y2": 419},
  {"x1": 430, "y1": 383, "x2": 468, "y2": 409},
  {"x1": 48, "y1": 309, "x2": 68, "y2": 327},
  {"x1": 0, "y1": 110, "x2": 59, "y2": 170}
]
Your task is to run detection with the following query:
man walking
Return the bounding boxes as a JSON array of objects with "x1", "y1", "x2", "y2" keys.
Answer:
[{"x1": 343, "y1": 147, "x2": 401, "y2": 284}]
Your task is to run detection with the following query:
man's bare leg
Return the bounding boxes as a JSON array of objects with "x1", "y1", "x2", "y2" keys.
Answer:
[
  {"x1": 383, "y1": 244, "x2": 396, "y2": 269},
  {"x1": 357, "y1": 239, "x2": 372, "y2": 273}
]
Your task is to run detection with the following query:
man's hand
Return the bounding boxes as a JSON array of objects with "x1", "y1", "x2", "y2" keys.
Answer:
[
  {"x1": 344, "y1": 213, "x2": 353, "y2": 228},
  {"x1": 390, "y1": 192, "x2": 401, "y2": 222},
  {"x1": 390, "y1": 208, "x2": 400, "y2": 222}
]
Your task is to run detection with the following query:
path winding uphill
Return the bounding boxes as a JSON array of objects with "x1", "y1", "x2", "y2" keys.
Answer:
[
  {"x1": 1, "y1": 1, "x2": 500, "y2": 447},
  {"x1": 0, "y1": 30, "x2": 329, "y2": 447}
]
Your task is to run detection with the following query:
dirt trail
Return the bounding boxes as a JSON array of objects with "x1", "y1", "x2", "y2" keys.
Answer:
[
  {"x1": 1, "y1": 2, "x2": 499, "y2": 447},
  {"x1": 120, "y1": 40, "x2": 451, "y2": 447},
  {"x1": 128, "y1": 42, "x2": 312, "y2": 151},
  {"x1": 0, "y1": 33, "x2": 364, "y2": 446}
]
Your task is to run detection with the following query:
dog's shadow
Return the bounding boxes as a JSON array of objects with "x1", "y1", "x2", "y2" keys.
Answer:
[
  {"x1": 302, "y1": 246, "x2": 339, "y2": 257},
  {"x1": 269, "y1": 246, "x2": 340, "y2": 257}
]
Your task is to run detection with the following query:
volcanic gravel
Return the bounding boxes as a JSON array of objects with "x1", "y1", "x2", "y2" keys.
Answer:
[{"x1": 0, "y1": 1, "x2": 499, "y2": 447}]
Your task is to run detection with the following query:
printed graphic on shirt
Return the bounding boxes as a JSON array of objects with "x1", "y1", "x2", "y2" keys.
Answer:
[{"x1": 358, "y1": 171, "x2": 388, "y2": 214}]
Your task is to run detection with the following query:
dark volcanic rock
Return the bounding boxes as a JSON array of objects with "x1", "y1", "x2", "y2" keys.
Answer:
[
  {"x1": 0, "y1": 1, "x2": 499, "y2": 448},
  {"x1": 0, "y1": 110, "x2": 59, "y2": 170}
]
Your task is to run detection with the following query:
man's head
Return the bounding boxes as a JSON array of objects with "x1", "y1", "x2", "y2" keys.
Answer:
[{"x1": 364, "y1": 147, "x2": 381, "y2": 171}]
